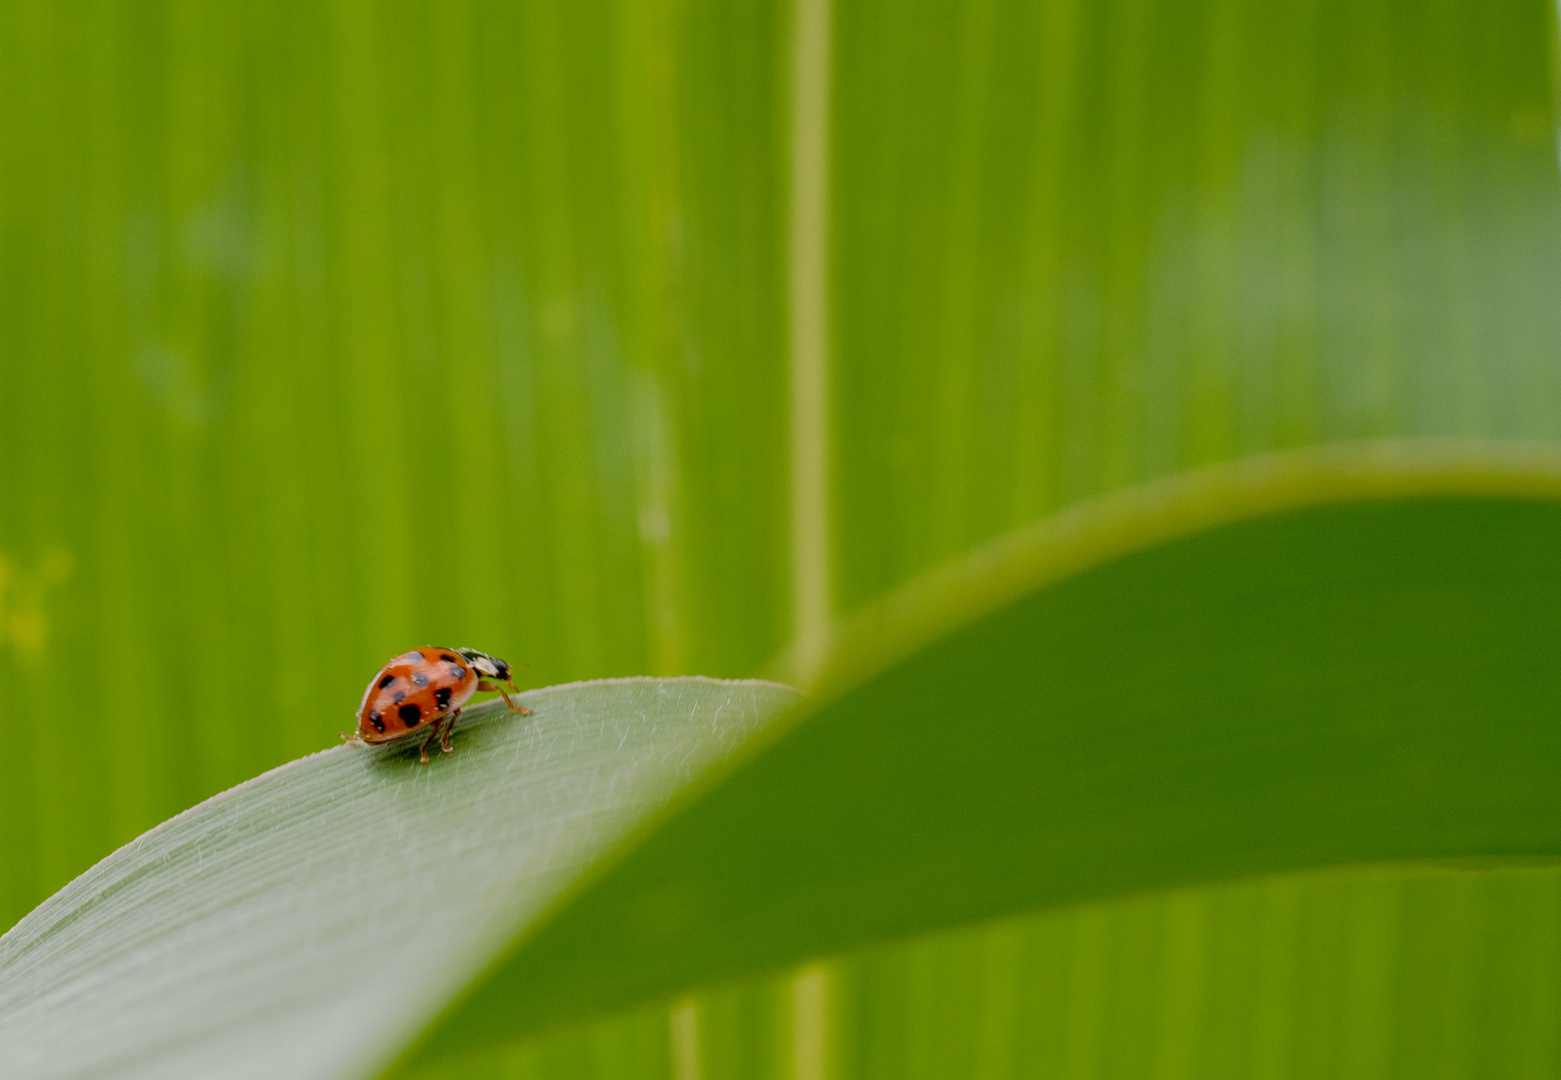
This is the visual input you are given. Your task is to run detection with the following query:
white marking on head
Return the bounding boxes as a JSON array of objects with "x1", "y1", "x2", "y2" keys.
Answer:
[{"x1": 457, "y1": 648, "x2": 503, "y2": 678}]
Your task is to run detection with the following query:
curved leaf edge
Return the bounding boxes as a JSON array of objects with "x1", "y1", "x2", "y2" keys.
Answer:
[
  {"x1": 1, "y1": 675, "x2": 795, "y2": 962},
  {"x1": 791, "y1": 437, "x2": 1561, "y2": 698},
  {"x1": 398, "y1": 436, "x2": 1561, "y2": 1071},
  {"x1": 0, "y1": 676, "x2": 803, "y2": 1080}
]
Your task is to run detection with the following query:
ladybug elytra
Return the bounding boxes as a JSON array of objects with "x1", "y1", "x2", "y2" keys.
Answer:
[{"x1": 347, "y1": 647, "x2": 530, "y2": 763}]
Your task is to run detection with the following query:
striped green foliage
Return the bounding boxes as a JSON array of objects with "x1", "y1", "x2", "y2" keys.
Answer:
[
  {"x1": 1, "y1": 0, "x2": 1559, "y2": 1076},
  {"x1": 424, "y1": 863, "x2": 1561, "y2": 1080},
  {"x1": 0, "y1": 0, "x2": 791, "y2": 929},
  {"x1": 830, "y1": 0, "x2": 1561, "y2": 607}
]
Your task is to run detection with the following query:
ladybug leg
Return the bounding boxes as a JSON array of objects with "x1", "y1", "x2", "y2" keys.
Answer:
[
  {"x1": 499, "y1": 683, "x2": 531, "y2": 715},
  {"x1": 439, "y1": 708, "x2": 460, "y2": 754},
  {"x1": 417, "y1": 726, "x2": 438, "y2": 765},
  {"x1": 479, "y1": 678, "x2": 532, "y2": 715}
]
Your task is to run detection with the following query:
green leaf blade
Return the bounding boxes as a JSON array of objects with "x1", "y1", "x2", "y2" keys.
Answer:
[{"x1": 414, "y1": 445, "x2": 1561, "y2": 1062}]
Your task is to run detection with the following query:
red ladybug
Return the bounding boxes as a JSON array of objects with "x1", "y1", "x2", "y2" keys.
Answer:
[{"x1": 349, "y1": 647, "x2": 530, "y2": 763}]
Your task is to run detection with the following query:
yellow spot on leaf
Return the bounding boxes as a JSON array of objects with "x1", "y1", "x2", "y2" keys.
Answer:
[{"x1": 0, "y1": 547, "x2": 73, "y2": 663}]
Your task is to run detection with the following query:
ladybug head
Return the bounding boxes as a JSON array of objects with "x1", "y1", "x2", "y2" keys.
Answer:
[{"x1": 456, "y1": 647, "x2": 510, "y2": 683}]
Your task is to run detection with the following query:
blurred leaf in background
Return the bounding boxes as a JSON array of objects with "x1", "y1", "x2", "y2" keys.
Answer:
[
  {"x1": 0, "y1": 0, "x2": 793, "y2": 929},
  {"x1": 830, "y1": 0, "x2": 1561, "y2": 603},
  {"x1": 2, "y1": 0, "x2": 1561, "y2": 1075}
]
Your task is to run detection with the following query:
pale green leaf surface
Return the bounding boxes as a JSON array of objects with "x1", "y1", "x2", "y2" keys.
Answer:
[{"x1": 0, "y1": 679, "x2": 798, "y2": 1080}]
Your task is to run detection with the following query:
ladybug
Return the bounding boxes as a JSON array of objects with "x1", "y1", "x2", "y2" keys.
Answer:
[{"x1": 348, "y1": 647, "x2": 531, "y2": 763}]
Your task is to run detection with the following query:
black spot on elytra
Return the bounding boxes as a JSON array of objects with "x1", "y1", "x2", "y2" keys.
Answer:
[
  {"x1": 369, "y1": 711, "x2": 385, "y2": 733},
  {"x1": 393, "y1": 691, "x2": 406, "y2": 704},
  {"x1": 451, "y1": 665, "x2": 466, "y2": 680},
  {"x1": 435, "y1": 687, "x2": 452, "y2": 708},
  {"x1": 398, "y1": 703, "x2": 421, "y2": 725},
  {"x1": 378, "y1": 674, "x2": 395, "y2": 689},
  {"x1": 411, "y1": 672, "x2": 430, "y2": 688},
  {"x1": 439, "y1": 653, "x2": 458, "y2": 663}
]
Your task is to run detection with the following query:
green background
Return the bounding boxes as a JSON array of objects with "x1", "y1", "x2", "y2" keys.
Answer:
[{"x1": 2, "y1": 0, "x2": 1560, "y2": 1074}]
